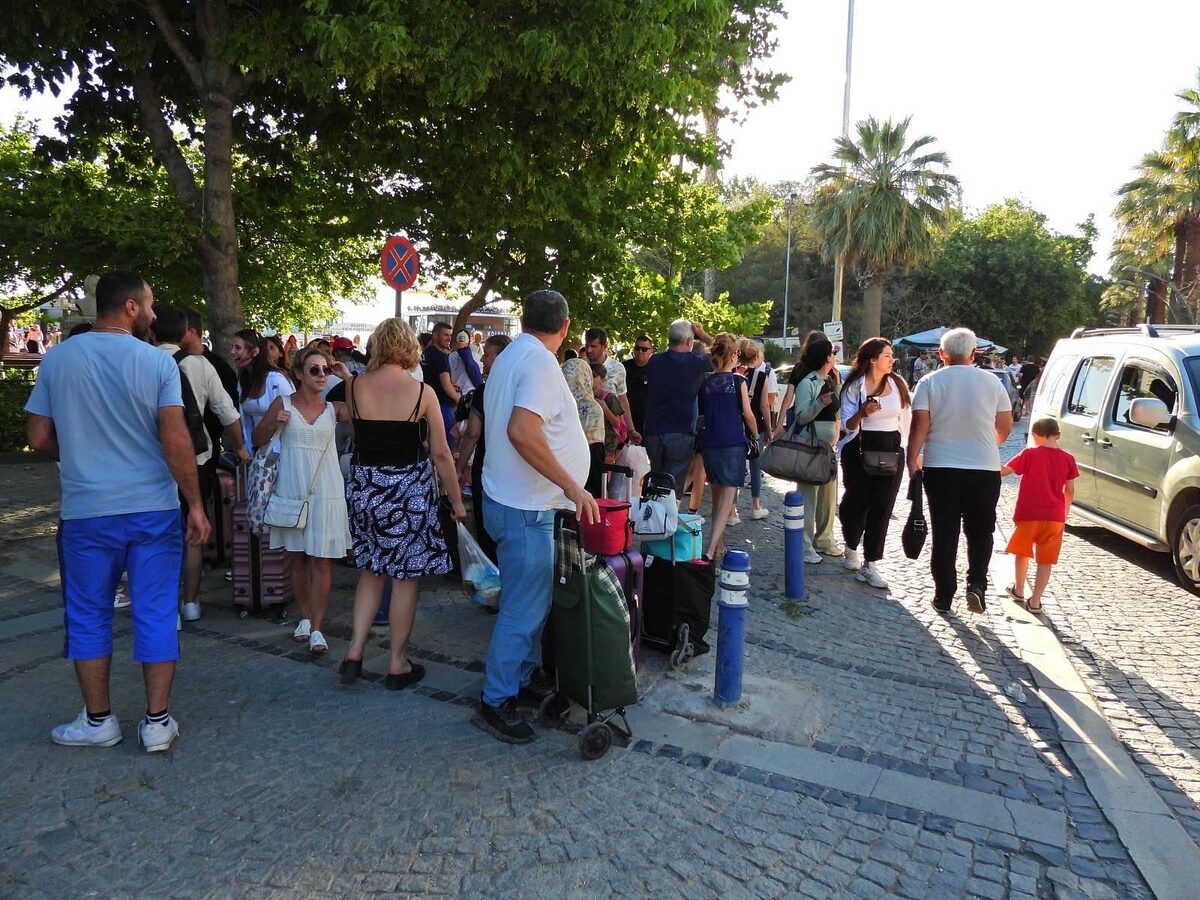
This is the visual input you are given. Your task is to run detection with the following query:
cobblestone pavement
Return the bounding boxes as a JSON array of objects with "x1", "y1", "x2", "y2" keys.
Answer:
[
  {"x1": 0, "y1": 438, "x2": 1166, "y2": 898},
  {"x1": 996, "y1": 478, "x2": 1200, "y2": 846}
]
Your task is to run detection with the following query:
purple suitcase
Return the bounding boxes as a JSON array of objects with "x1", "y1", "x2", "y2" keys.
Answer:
[
  {"x1": 204, "y1": 468, "x2": 236, "y2": 565},
  {"x1": 230, "y1": 467, "x2": 293, "y2": 618},
  {"x1": 600, "y1": 547, "x2": 644, "y2": 668}
]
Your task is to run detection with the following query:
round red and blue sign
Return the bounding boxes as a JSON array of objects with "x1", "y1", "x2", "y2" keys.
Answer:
[{"x1": 380, "y1": 235, "x2": 420, "y2": 292}]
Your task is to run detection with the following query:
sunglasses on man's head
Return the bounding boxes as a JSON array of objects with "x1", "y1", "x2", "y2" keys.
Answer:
[{"x1": 307, "y1": 365, "x2": 331, "y2": 376}]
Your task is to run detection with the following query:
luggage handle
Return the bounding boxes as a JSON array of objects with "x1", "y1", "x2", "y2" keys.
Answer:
[{"x1": 641, "y1": 470, "x2": 676, "y2": 499}]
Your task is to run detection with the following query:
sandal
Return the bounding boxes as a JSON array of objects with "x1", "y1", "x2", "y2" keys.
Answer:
[
  {"x1": 1005, "y1": 584, "x2": 1028, "y2": 603},
  {"x1": 1025, "y1": 600, "x2": 1044, "y2": 614},
  {"x1": 384, "y1": 664, "x2": 426, "y2": 690}
]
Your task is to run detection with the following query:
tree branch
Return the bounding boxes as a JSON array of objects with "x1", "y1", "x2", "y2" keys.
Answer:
[
  {"x1": 143, "y1": 0, "x2": 205, "y2": 94},
  {"x1": 1, "y1": 278, "x2": 78, "y2": 316},
  {"x1": 130, "y1": 69, "x2": 204, "y2": 228}
]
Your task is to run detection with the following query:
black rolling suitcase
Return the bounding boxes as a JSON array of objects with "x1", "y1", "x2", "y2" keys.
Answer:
[{"x1": 642, "y1": 554, "x2": 715, "y2": 668}]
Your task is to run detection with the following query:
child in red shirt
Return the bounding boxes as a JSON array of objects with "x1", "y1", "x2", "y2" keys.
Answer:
[{"x1": 1000, "y1": 417, "x2": 1079, "y2": 613}]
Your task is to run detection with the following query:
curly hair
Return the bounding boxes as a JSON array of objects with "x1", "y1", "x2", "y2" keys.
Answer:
[{"x1": 367, "y1": 317, "x2": 420, "y2": 371}]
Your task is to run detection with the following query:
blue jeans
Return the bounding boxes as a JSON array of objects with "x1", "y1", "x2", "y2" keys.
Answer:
[{"x1": 481, "y1": 496, "x2": 555, "y2": 707}]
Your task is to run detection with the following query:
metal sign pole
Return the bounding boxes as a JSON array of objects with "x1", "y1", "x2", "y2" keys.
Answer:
[{"x1": 395, "y1": 289, "x2": 403, "y2": 319}]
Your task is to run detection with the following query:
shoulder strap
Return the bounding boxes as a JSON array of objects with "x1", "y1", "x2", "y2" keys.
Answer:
[
  {"x1": 172, "y1": 349, "x2": 189, "y2": 365},
  {"x1": 410, "y1": 382, "x2": 426, "y2": 422},
  {"x1": 347, "y1": 374, "x2": 358, "y2": 420}
]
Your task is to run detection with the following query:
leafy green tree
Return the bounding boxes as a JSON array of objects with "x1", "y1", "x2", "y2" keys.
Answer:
[
  {"x1": 809, "y1": 116, "x2": 959, "y2": 342},
  {"x1": 911, "y1": 200, "x2": 1099, "y2": 357}
]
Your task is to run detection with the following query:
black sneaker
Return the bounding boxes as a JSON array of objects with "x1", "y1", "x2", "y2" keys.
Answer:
[
  {"x1": 932, "y1": 598, "x2": 952, "y2": 615},
  {"x1": 476, "y1": 698, "x2": 535, "y2": 744},
  {"x1": 516, "y1": 672, "x2": 555, "y2": 707},
  {"x1": 966, "y1": 583, "x2": 987, "y2": 613}
]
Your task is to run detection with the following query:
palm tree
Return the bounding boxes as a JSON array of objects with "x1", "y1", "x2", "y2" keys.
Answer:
[
  {"x1": 1117, "y1": 71, "x2": 1200, "y2": 321},
  {"x1": 810, "y1": 116, "x2": 959, "y2": 341},
  {"x1": 1111, "y1": 191, "x2": 1175, "y2": 323}
]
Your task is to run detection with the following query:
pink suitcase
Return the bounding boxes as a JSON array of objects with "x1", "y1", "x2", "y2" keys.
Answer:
[
  {"x1": 231, "y1": 467, "x2": 293, "y2": 619},
  {"x1": 204, "y1": 468, "x2": 236, "y2": 565}
]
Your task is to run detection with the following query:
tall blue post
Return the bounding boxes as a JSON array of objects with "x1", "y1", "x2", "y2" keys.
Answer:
[
  {"x1": 784, "y1": 491, "x2": 806, "y2": 600},
  {"x1": 714, "y1": 550, "x2": 751, "y2": 708}
]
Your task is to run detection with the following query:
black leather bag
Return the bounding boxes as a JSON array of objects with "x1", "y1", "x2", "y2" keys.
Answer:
[
  {"x1": 859, "y1": 430, "x2": 901, "y2": 478},
  {"x1": 901, "y1": 470, "x2": 928, "y2": 559}
]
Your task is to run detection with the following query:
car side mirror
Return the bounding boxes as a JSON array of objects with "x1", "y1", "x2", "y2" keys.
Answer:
[{"x1": 1129, "y1": 397, "x2": 1172, "y2": 429}]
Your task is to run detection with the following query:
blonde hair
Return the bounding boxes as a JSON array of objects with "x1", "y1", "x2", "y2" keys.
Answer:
[
  {"x1": 739, "y1": 337, "x2": 763, "y2": 365},
  {"x1": 368, "y1": 317, "x2": 420, "y2": 371},
  {"x1": 711, "y1": 333, "x2": 740, "y2": 367},
  {"x1": 292, "y1": 346, "x2": 332, "y2": 376}
]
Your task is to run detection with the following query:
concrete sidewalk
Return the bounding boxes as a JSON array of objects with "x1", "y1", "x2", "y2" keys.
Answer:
[{"x1": 0, "y1": 451, "x2": 1174, "y2": 898}]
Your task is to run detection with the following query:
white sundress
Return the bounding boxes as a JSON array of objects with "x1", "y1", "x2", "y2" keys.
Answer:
[{"x1": 268, "y1": 396, "x2": 351, "y2": 559}]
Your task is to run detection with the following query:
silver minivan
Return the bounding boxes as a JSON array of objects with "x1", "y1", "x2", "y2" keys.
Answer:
[{"x1": 1033, "y1": 325, "x2": 1200, "y2": 592}]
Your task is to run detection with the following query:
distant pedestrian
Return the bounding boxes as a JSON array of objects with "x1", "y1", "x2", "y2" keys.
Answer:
[
  {"x1": 642, "y1": 319, "x2": 713, "y2": 491},
  {"x1": 1001, "y1": 418, "x2": 1078, "y2": 614},
  {"x1": 739, "y1": 338, "x2": 777, "y2": 520},
  {"x1": 837, "y1": 338, "x2": 911, "y2": 590},
  {"x1": 477, "y1": 290, "x2": 599, "y2": 744},
  {"x1": 25, "y1": 270, "x2": 210, "y2": 752},
  {"x1": 231, "y1": 329, "x2": 294, "y2": 451},
  {"x1": 584, "y1": 327, "x2": 640, "y2": 447},
  {"x1": 562, "y1": 358, "x2": 606, "y2": 496},
  {"x1": 622, "y1": 334, "x2": 654, "y2": 435},
  {"x1": 455, "y1": 334, "x2": 512, "y2": 564},
  {"x1": 907, "y1": 327, "x2": 1014, "y2": 613}
]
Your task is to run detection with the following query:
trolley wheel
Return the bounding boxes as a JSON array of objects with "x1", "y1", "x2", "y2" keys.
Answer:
[
  {"x1": 670, "y1": 624, "x2": 694, "y2": 669},
  {"x1": 238, "y1": 608, "x2": 249, "y2": 620},
  {"x1": 579, "y1": 722, "x2": 613, "y2": 760},
  {"x1": 538, "y1": 692, "x2": 570, "y2": 722}
]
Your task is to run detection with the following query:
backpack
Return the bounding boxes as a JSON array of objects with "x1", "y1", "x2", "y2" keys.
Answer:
[
  {"x1": 173, "y1": 350, "x2": 210, "y2": 456},
  {"x1": 749, "y1": 364, "x2": 773, "y2": 434}
]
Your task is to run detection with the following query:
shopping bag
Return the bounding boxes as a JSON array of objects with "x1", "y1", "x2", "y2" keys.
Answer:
[
  {"x1": 609, "y1": 444, "x2": 650, "y2": 500},
  {"x1": 458, "y1": 522, "x2": 501, "y2": 603},
  {"x1": 901, "y1": 470, "x2": 927, "y2": 559}
]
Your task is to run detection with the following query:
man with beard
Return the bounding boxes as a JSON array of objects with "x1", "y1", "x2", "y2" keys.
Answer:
[{"x1": 25, "y1": 270, "x2": 210, "y2": 753}]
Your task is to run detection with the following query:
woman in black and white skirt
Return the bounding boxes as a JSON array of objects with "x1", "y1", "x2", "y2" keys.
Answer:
[{"x1": 335, "y1": 318, "x2": 467, "y2": 690}]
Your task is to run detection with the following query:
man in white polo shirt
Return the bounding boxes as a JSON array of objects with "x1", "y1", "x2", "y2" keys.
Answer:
[
  {"x1": 907, "y1": 327, "x2": 1013, "y2": 615},
  {"x1": 478, "y1": 290, "x2": 599, "y2": 743}
]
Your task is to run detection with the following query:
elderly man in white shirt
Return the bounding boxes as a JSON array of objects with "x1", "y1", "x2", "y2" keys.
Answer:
[
  {"x1": 152, "y1": 304, "x2": 249, "y2": 622},
  {"x1": 477, "y1": 290, "x2": 600, "y2": 744},
  {"x1": 907, "y1": 327, "x2": 1013, "y2": 615}
]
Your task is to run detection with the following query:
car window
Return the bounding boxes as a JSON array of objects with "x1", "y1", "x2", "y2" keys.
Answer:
[
  {"x1": 1066, "y1": 356, "x2": 1115, "y2": 418},
  {"x1": 1036, "y1": 354, "x2": 1077, "y2": 413},
  {"x1": 1112, "y1": 362, "x2": 1177, "y2": 429}
]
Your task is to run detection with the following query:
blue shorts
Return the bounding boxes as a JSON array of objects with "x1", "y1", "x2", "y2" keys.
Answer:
[
  {"x1": 702, "y1": 445, "x2": 747, "y2": 488},
  {"x1": 58, "y1": 509, "x2": 183, "y2": 663}
]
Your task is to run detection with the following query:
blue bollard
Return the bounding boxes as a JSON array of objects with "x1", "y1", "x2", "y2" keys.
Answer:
[
  {"x1": 784, "y1": 491, "x2": 806, "y2": 600},
  {"x1": 714, "y1": 549, "x2": 751, "y2": 708}
]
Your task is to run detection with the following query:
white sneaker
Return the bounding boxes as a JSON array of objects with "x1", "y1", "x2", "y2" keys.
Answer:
[
  {"x1": 182, "y1": 602, "x2": 201, "y2": 622},
  {"x1": 293, "y1": 619, "x2": 311, "y2": 643},
  {"x1": 817, "y1": 544, "x2": 845, "y2": 557},
  {"x1": 857, "y1": 561, "x2": 888, "y2": 589},
  {"x1": 138, "y1": 716, "x2": 179, "y2": 753},
  {"x1": 50, "y1": 710, "x2": 123, "y2": 748},
  {"x1": 726, "y1": 513, "x2": 741, "y2": 526},
  {"x1": 308, "y1": 630, "x2": 328, "y2": 654},
  {"x1": 749, "y1": 508, "x2": 769, "y2": 521},
  {"x1": 804, "y1": 549, "x2": 823, "y2": 564},
  {"x1": 113, "y1": 591, "x2": 131, "y2": 609},
  {"x1": 843, "y1": 549, "x2": 861, "y2": 571}
]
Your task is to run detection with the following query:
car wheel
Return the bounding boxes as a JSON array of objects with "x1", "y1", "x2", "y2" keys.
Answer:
[{"x1": 1171, "y1": 503, "x2": 1200, "y2": 594}]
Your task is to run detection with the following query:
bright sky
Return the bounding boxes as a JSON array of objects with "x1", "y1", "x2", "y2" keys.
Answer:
[
  {"x1": 726, "y1": 0, "x2": 1200, "y2": 274},
  {"x1": 5, "y1": 2, "x2": 1198, "y2": 278}
]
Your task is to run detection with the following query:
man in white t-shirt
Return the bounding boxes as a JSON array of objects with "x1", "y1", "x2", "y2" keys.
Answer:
[
  {"x1": 479, "y1": 290, "x2": 599, "y2": 744},
  {"x1": 907, "y1": 327, "x2": 1013, "y2": 615},
  {"x1": 584, "y1": 327, "x2": 640, "y2": 446}
]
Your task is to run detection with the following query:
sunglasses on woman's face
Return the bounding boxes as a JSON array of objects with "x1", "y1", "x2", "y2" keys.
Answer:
[{"x1": 307, "y1": 365, "x2": 331, "y2": 377}]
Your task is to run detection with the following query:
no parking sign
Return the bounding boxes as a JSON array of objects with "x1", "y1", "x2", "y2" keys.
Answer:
[{"x1": 380, "y1": 235, "x2": 420, "y2": 292}]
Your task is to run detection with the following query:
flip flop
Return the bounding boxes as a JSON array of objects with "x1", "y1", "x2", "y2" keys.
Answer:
[
  {"x1": 384, "y1": 664, "x2": 425, "y2": 690},
  {"x1": 1005, "y1": 584, "x2": 1028, "y2": 603},
  {"x1": 1025, "y1": 600, "x2": 1045, "y2": 615}
]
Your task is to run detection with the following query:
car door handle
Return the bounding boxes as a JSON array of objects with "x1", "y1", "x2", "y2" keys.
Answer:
[
  {"x1": 1097, "y1": 438, "x2": 1113, "y2": 449},
  {"x1": 1080, "y1": 434, "x2": 1094, "y2": 444}
]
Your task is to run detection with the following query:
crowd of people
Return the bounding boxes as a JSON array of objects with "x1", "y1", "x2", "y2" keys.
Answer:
[{"x1": 23, "y1": 269, "x2": 1071, "y2": 751}]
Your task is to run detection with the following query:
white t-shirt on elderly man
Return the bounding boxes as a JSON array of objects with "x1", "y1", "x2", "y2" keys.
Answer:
[
  {"x1": 911, "y1": 365, "x2": 1012, "y2": 471},
  {"x1": 482, "y1": 332, "x2": 590, "y2": 511}
]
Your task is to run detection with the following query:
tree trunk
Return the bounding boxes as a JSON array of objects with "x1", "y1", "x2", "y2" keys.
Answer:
[
  {"x1": 860, "y1": 270, "x2": 885, "y2": 342},
  {"x1": 451, "y1": 254, "x2": 508, "y2": 337},
  {"x1": 1175, "y1": 214, "x2": 1200, "y2": 323},
  {"x1": 198, "y1": 89, "x2": 242, "y2": 359},
  {"x1": 701, "y1": 110, "x2": 719, "y2": 303},
  {"x1": 1147, "y1": 276, "x2": 1168, "y2": 324}
]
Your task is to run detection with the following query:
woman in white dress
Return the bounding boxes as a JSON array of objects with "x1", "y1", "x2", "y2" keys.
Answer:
[
  {"x1": 252, "y1": 347, "x2": 351, "y2": 654},
  {"x1": 232, "y1": 329, "x2": 294, "y2": 451}
]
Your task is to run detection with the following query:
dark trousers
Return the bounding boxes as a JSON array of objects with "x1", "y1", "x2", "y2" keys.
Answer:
[
  {"x1": 838, "y1": 433, "x2": 903, "y2": 562},
  {"x1": 922, "y1": 467, "x2": 1002, "y2": 604}
]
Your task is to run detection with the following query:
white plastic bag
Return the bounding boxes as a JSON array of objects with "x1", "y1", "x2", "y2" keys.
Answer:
[
  {"x1": 457, "y1": 522, "x2": 501, "y2": 603},
  {"x1": 610, "y1": 443, "x2": 650, "y2": 500}
]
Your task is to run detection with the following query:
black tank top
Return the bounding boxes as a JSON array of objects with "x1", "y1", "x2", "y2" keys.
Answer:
[{"x1": 349, "y1": 378, "x2": 428, "y2": 467}]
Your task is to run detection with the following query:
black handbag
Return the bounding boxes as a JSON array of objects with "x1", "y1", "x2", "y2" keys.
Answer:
[
  {"x1": 746, "y1": 435, "x2": 761, "y2": 460},
  {"x1": 859, "y1": 430, "x2": 900, "y2": 478},
  {"x1": 901, "y1": 470, "x2": 928, "y2": 559}
]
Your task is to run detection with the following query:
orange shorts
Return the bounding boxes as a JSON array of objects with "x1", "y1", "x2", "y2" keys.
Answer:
[{"x1": 1006, "y1": 520, "x2": 1064, "y2": 565}]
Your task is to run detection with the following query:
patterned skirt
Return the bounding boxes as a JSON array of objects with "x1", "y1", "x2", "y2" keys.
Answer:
[{"x1": 346, "y1": 461, "x2": 452, "y2": 580}]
